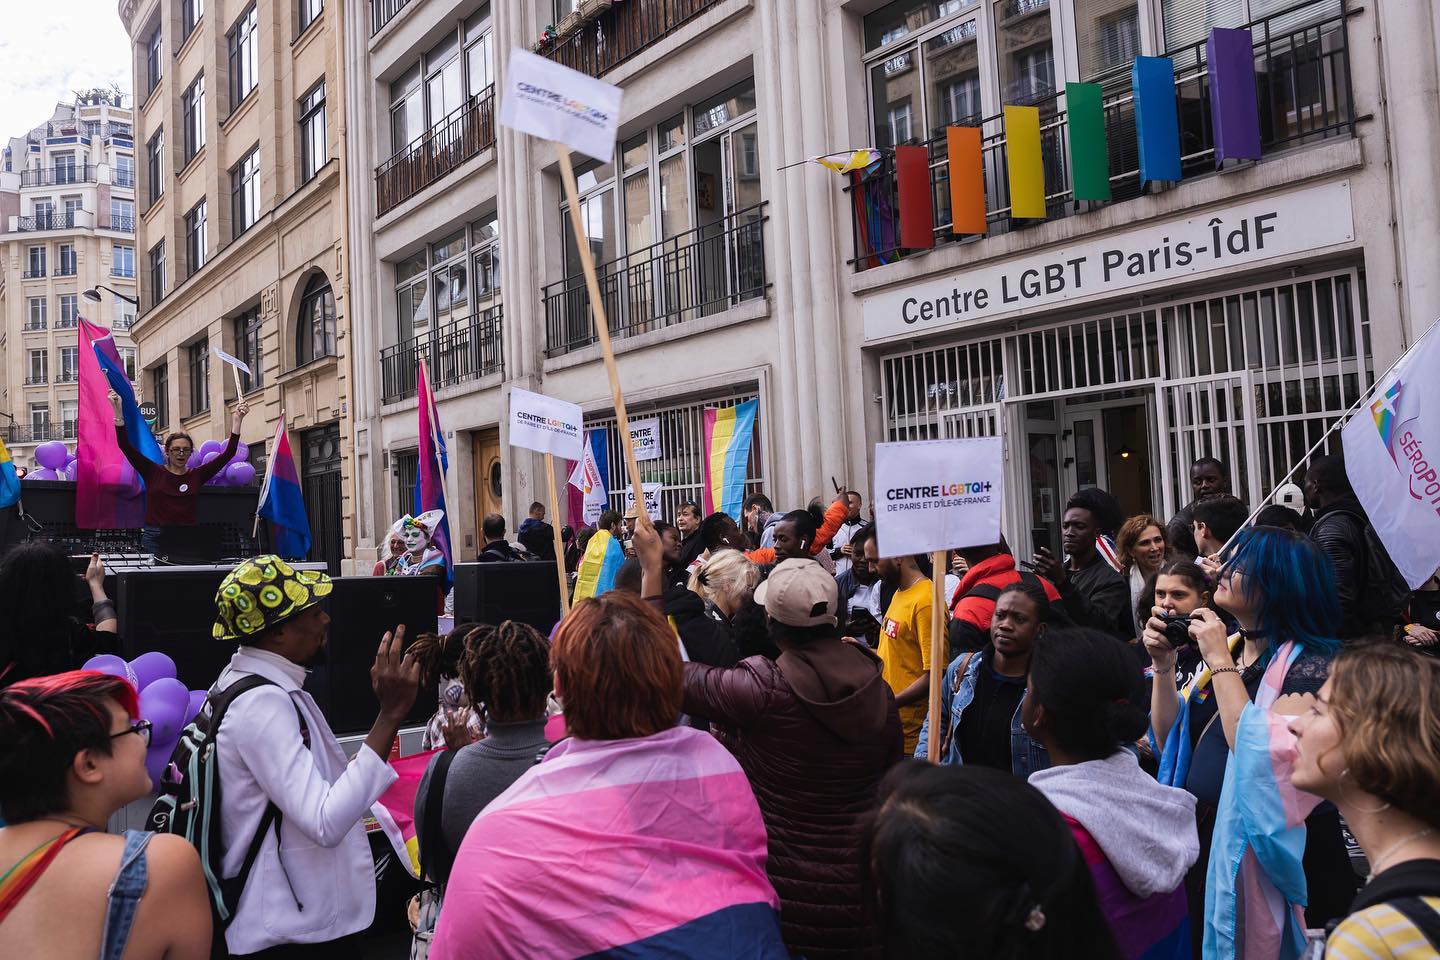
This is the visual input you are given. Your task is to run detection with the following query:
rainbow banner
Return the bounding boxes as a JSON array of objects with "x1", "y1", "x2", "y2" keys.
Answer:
[
  {"x1": 946, "y1": 126, "x2": 986, "y2": 234},
  {"x1": 701, "y1": 399, "x2": 758, "y2": 521},
  {"x1": 1066, "y1": 82, "x2": 1110, "y2": 202},
  {"x1": 1209, "y1": 28, "x2": 1262, "y2": 166},
  {"x1": 1004, "y1": 105, "x2": 1046, "y2": 218}
]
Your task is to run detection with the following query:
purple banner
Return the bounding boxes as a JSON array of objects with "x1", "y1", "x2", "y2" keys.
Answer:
[{"x1": 1208, "y1": 27, "x2": 1262, "y2": 167}]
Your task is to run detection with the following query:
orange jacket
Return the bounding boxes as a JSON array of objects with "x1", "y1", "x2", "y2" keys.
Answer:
[{"x1": 746, "y1": 499, "x2": 849, "y2": 566}]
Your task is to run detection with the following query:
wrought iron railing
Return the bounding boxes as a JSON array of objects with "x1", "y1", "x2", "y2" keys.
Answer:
[
  {"x1": 24, "y1": 376, "x2": 48, "y2": 385},
  {"x1": 109, "y1": 215, "x2": 136, "y2": 232},
  {"x1": 22, "y1": 268, "x2": 46, "y2": 279},
  {"x1": 848, "y1": 0, "x2": 1353, "y2": 270},
  {"x1": 544, "y1": 0, "x2": 721, "y2": 78},
  {"x1": 380, "y1": 305, "x2": 504, "y2": 403},
  {"x1": 370, "y1": 0, "x2": 415, "y2": 35},
  {"x1": 21, "y1": 163, "x2": 94, "y2": 187},
  {"x1": 16, "y1": 212, "x2": 77, "y2": 232},
  {"x1": 23, "y1": 320, "x2": 47, "y2": 331},
  {"x1": 112, "y1": 315, "x2": 135, "y2": 330},
  {"x1": 8, "y1": 425, "x2": 54, "y2": 443},
  {"x1": 56, "y1": 369, "x2": 78, "y2": 382},
  {"x1": 376, "y1": 89, "x2": 496, "y2": 216},
  {"x1": 543, "y1": 202, "x2": 768, "y2": 356},
  {"x1": 56, "y1": 318, "x2": 78, "y2": 329}
]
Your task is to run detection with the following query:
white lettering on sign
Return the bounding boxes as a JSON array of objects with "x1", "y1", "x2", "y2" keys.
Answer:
[{"x1": 862, "y1": 180, "x2": 1354, "y2": 342}]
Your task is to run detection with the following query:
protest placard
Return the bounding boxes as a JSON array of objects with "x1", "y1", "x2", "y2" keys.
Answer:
[
  {"x1": 873, "y1": 438, "x2": 1004, "y2": 558},
  {"x1": 509, "y1": 387, "x2": 584, "y2": 460},
  {"x1": 499, "y1": 49, "x2": 623, "y2": 163},
  {"x1": 623, "y1": 482, "x2": 664, "y2": 521},
  {"x1": 629, "y1": 417, "x2": 662, "y2": 462}
]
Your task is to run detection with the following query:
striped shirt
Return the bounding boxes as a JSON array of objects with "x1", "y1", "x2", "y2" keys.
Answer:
[{"x1": 1326, "y1": 897, "x2": 1440, "y2": 959}]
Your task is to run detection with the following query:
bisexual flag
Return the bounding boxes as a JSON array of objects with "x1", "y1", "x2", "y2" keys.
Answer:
[
  {"x1": 416, "y1": 359, "x2": 452, "y2": 589},
  {"x1": 257, "y1": 419, "x2": 311, "y2": 560},
  {"x1": 77, "y1": 317, "x2": 147, "y2": 529}
]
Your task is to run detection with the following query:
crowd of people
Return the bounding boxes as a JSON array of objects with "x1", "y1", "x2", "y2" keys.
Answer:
[{"x1": 1, "y1": 452, "x2": 1438, "y2": 960}]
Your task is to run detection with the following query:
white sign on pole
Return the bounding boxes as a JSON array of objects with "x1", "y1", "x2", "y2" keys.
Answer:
[
  {"x1": 1342, "y1": 325, "x2": 1440, "y2": 588},
  {"x1": 211, "y1": 346, "x2": 253, "y2": 376},
  {"x1": 628, "y1": 417, "x2": 662, "y2": 462},
  {"x1": 874, "y1": 438, "x2": 1003, "y2": 558},
  {"x1": 499, "y1": 49, "x2": 623, "y2": 163},
  {"x1": 509, "y1": 387, "x2": 583, "y2": 460},
  {"x1": 624, "y1": 482, "x2": 664, "y2": 522}
]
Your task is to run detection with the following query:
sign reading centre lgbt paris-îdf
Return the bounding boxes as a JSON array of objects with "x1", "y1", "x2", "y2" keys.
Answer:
[
  {"x1": 509, "y1": 387, "x2": 583, "y2": 460},
  {"x1": 874, "y1": 438, "x2": 1003, "y2": 558},
  {"x1": 499, "y1": 49, "x2": 622, "y2": 163}
]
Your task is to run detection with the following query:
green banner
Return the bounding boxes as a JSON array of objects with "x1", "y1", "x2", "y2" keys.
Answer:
[{"x1": 1067, "y1": 83, "x2": 1111, "y2": 202}]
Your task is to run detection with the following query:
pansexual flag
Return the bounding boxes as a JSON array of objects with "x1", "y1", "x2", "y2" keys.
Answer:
[
  {"x1": 256, "y1": 419, "x2": 311, "y2": 560},
  {"x1": 0, "y1": 436, "x2": 19, "y2": 509},
  {"x1": 573, "y1": 528, "x2": 625, "y2": 602},
  {"x1": 371, "y1": 747, "x2": 443, "y2": 879},
  {"x1": 701, "y1": 399, "x2": 758, "y2": 521}
]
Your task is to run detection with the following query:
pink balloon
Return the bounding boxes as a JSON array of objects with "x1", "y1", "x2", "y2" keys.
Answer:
[{"x1": 131, "y1": 651, "x2": 178, "y2": 690}]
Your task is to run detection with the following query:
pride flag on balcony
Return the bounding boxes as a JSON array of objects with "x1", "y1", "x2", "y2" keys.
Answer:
[
  {"x1": 1133, "y1": 56, "x2": 1182, "y2": 183},
  {"x1": 1004, "y1": 106, "x2": 1046, "y2": 218},
  {"x1": 701, "y1": 399, "x2": 758, "y2": 522}
]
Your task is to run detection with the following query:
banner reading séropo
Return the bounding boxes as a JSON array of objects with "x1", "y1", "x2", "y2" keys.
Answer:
[{"x1": 874, "y1": 438, "x2": 1004, "y2": 557}]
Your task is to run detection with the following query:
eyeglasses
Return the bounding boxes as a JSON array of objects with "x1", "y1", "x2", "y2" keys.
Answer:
[
  {"x1": 110, "y1": 719, "x2": 152, "y2": 747},
  {"x1": 169, "y1": 447, "x2": 193, "y2": 456}
]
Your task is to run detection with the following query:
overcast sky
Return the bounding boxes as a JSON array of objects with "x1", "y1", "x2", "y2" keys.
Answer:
[{"x1": 0, "y1": 1, "x2": 133, "y2": 141}]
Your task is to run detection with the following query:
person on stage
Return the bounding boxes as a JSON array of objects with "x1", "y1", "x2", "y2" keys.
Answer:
[
  {"x1": 389, "y1": 511, "x2": 447, "y2": 577},
  {"x1": 115, "y1": 400, "x2": 249, "y2": 559}
]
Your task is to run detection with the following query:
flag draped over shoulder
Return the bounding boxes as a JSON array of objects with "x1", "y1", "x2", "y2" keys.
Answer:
[
  {"x1": 573, "y1": 528, "x2": 624, "y2": 601},
  {"x1": 77, "y1": 317, "x2": 147, "y2": 529},
  {"x1": 417, "y1": 360, "x2": 453, "y2": 590},
  {"x1": 256, "y1": 420, "x2": 311, "y2": 560},
  {"x1": 371, "y1": 748, "x2": 442, "y2": 880},
  {"x1": 428, "y1": 726, "x2": 788, "y2": 960},
  {"x1": 0, "y1": 437, "x2": 20, "y2": 509}
]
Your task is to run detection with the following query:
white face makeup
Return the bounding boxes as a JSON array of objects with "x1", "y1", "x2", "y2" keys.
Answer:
[{"x1": 401, "y1": 524, "x2": 429, "y2": 553}]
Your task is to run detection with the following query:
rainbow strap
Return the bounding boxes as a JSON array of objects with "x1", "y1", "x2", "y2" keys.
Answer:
[
  {"x1": 0, "y1": 827, "x2": 89, "y2": 924},
  {"x1": 701, "y1": 400, "x2": 758, "y2": 521}
]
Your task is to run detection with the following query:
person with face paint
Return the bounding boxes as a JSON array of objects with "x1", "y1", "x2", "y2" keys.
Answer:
[
  {"x1": 115, "y1": 400, "x2": 250, "y2": 560},
  {"x1": 390, "y1": 511, "x2": 448, "y2": 577}
]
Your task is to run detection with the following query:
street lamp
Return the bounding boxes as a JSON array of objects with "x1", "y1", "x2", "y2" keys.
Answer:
[{"x1": 83, "y1": 285, "x2": 140, "y2": 306}]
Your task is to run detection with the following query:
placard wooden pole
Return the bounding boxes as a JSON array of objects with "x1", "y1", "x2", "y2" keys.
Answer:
[
  {"x1": 553, "y1": 141, "x2": 651, "y2": 530},
  {"x1": 544, "y1": 453, "x2": 571, "y2": 616},
  {"x1": 926, "y1": 549, "x2": 947, "y2": 763}
]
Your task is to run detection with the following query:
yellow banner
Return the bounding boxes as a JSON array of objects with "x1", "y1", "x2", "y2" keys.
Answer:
[{"x1": 1004, "y1": 106, "x2": 1046, "y2": 219}]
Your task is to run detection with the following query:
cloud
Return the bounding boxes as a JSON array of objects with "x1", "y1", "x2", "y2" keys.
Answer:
[{"x1": 0, "y1": 0, "x2": 133, "y2": 141}]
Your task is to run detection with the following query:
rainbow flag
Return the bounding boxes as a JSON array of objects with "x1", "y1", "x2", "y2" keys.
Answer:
[
  {"x1": 573, "y1": 528, "x2": 624, "y2": 601},
  {"x1": 428, "y1": 726, "x2": 788, "y2": 959},
  {"x1": 701, "y1": 399, "x2": 757, "y2": 521},
  {"x1": 814, "y1": 149, "x2": 878, "y2": 174},
  {"x1": 0, "y1": 436, "x2": 19, "y2": 509},
  {"x1": 372, "y1": 747, "x2": 443, "y2": 879}
]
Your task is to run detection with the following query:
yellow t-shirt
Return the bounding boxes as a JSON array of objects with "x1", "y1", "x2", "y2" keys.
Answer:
[
  {"x1": 878, "y1": 577, "x2": 939, "y2": 752},
  {"x1": 1326, "y1": 897, "x2": 1440, "y2": 959}
]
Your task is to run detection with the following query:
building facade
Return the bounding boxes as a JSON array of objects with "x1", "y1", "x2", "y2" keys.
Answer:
[
  {"x1": 0, "y1": 94, "x2": 139, "y2": 467},
  {"x1": 342, "y1": 0, "x2": 1437, "y2": 568},
  {"x1": 118, "y1": 0, "x2": 355, "y2": 570}
]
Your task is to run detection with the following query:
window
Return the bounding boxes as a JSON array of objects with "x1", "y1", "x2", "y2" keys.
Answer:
[
  {"x1": 389, "y1": 66, "x2": 423, "y2": 154},
  {"x1": 188, "y1": 338, "x2": 210, "y2": 415},
  {"x1": 26, "y1": 246, "x2": 45, "y2": 278},
  {"x1": 28, "y1": 350, "x2": 48, "y2": 384},
  {"x1": 30, "y1": 404, "x2": 50, "y2": 437},
  {"x1": 60, "y1": 401, "x2": 78, "y2": 439},
  {"x1": 298, "y1": 81, "x2": 327, "y2": 182},
  {"x1": 866, "y1": 0, "x2": 986, "y2": 149},
  {"x1": 62, "y1": 196, "x2": 83, "y2": 219},
  {"x1": 430, "y1": 232, "x2": 468, "y2": 328},
  {"x1": 232, "y1": 306, "x2": 263, "y2": 391},
  {"x1": 145, "y1": 26, "x2": 163, "y2": 96},
  {"x1": 298, "y1": 0, "x2": 322, "y2": 33},
  {"x1": 182, "y1": 0, "x2": 203, "y2": 41},
  {"x1": 424, "y1": 34, "x2": 463, "y2": 130},
  {"x1": 119, "y1": 347, "x2": 138, "y2": 382},
  {"x1": 147, "y1": 129, "x2": 165, "y2": 206},
  {"x1": 465, "y1": 9, "x2": 493, "y2": 98},
  {"x1": 183, "y1": 75, "x2": 206, "y2": 163},
  {"x1": 116, "y1": 154, "x2": 135, "y2": 188},
  {"x1": 27, "y1": 298, "x2": 47, "y2": 329},
  {"x1": 150, "y1": 363, "x2": 169, "y2": 428},
  {"x1": 472, "y1": 216, "x2": 501, "y2": 301},
  {"x1": 149, "y1": 240, "x2": 167, "y2": 308},
  {"x1": 33, "y1": 200, "x2": 55, "y2": 225},
  {"x1": 113, "y1": 243, "x2": 136, "y2": 278},
  {"x1": 994, "y1": 0, "x2": 1054, "y2": 105},
  {"x1": 112, "y1": 296, "x2": 136, "y2": 331},
  {"x1": 59, "y1": 346, "x2": 79, "y2": 381},
  {"x1": 230, "y1": 145, "x2": 261, "y2": 236},
  {"x1": 185, "y1": 200, "x2": 208, "y2": 275},
  {"x1": 295, "y1": 274, "x2": 335, "y2": 364},
  {"x1": 1078, "y1": 1, "x2": 1140, "y2": 79},
  {"x1": 54, "y1": 153, "x2": 77, "y2": 184},
  {"x1": 228, "y1": 5, "x2": 258, "y2": 109},
  {"x1": 110, "y1": 198, "x2": 135, "y2": 231},
  {"x1": 394, "y1": 251, "x2": 428, "y2": 340},
  {"x1": 57, "y1": 244, "x2": 77, "y2": 276},
  {"x1": 58, "y1": 295, "x2": 78, "y2": 328}
]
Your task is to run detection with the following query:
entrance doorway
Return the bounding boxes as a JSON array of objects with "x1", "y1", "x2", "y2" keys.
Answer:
[
  {"x1": 471, "y1": 428, "x2": 502, "y2": 552},
  {"x1": 300, "y1": 423, "x2": 344, "y2": 575}
]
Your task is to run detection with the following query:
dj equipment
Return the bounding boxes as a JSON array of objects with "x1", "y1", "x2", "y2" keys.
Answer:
[{"x1": 452, "y1": 561, "x2": 563, "y2": 635}]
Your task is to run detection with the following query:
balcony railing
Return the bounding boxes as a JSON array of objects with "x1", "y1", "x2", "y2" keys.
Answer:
[
  {"x1": 57, "y1": 264, "x2": 77, "y2": 277},
  {"x1": 17, "y1": 212, "x2": 77, "y2": 232},
  {"x1": 1001, "y1": 0, "x2": 1050, "y2": 21},
  {"x1": 848, "y1": 0, "x2": 1354, "y2": 270},
  {"x1": 376, "y1": 90, "x2": 496, "y2": 216},
  {"x1": 22, "y1": 268, "x2": 46, "y2": 279},
  {"x1": 21, "y1": 163, "x2": 94, "y2": 187},
  {"x1": 56, "y1": 369, "x2": 78, "y2": 382},
  {"x1": 23, "y1": 321, "x2": 47, "y2": 331},
  {"x1": 112, "y1": 316, "x2": 135, "y2": 330},
  {"x1": 8, "y1": 425, "x2": 54, "y2": 443},
  {"x1": 370, "y1": 0, "x2": 415, "y2": 34},
  {"x1": 544, "y1": 0, "x2": 721, "y2": 78},
  {"x1": 115, "y1": 172, "x2": 136, "y2": 187},
  {"x1": 544, "y1": 201, "x2": 769, "y2": 356},
  {"x1": 25, "y1": 375, "x2": 49, "y2": 385},
  {"x1": 56, "y1": 318, "x2": 78, "y2": 329},
  {"x1": 59, "y1": 422, "x2": 78, "y2": 440},
  {"x1": 109, "y1": 215, "x2": 136, "y2": 232},
  {"x1": 380, "y1": 305, "x2": 505, "y2": 403}
]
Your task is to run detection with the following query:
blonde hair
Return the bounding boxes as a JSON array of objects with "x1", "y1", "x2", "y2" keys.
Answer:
[{"x1": 689, "y1": 549, "x2": 759, "y2": 610}]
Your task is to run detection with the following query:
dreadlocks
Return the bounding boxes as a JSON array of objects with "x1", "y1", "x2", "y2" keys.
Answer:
[
  {"x1": 459, "y1": 621, "x2": 552, "y2": 724},
  {"x1": 406, "y1": 621, "x2": 480, "y2": 689}
]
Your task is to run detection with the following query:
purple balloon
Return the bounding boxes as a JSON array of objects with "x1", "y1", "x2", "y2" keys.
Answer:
[
  {"x1": 60, "y1": 463, "x2": 77, "y2": 482},
  {"x1": 225, "y1": 462, "x2": 257, "y2": 486},
  {"x1": 131, "y1": 651, "x2": 178, "y2": 690},
  {"x1": 25, "y1": 467, "x2": 58, "y2": 481},
  {"x1": 34, "y1": 440, "x2": 69, "y2": 470},
  {"x1": 145, "y1": 741, "x2": 177, "y2": 787},
  {"x1": 185, "y1": 690, "x2": 207, "y2": 727},
  {"x1": 187, "y1": 452, "x2": 204, "y2": 470},
  {"x1": 230, "y1": 443, "x2": 250, "y2": 465},
  {"x1": 199, "y1": 439, "x2": 225, "y2": 459},
  {"x1": 140, "y1": 678, "x2": 190, "y2": 745},
  {"x1": 83, "y1": 654, "x2": 132, "y2": 681},
  {"x1": 201, "y1": 450, "x2": 222, "y2": 464}
]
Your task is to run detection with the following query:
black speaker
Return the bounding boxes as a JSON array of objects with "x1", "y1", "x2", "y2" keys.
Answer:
[
  {"x1": 309, "y1": 576, "x2": 439, "y2": 737},
  {"x1": 117, "y1": 568, "x2": 237, "y2": 693},
  {"x1": 452, "y1": 561, "x2": 562, "y2": 635}
]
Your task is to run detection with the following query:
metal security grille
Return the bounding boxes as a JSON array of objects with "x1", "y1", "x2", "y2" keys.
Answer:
[
  {"x1": 301, "y1": 424, "x2": 344, "y2": 574},
  {"x1": 584, "y1": 391, "x2": 765, "y2": 522},
  {"x1": 881, "y1": 268, "x2": 1370, "y2": 521},
  {"x1": 392, "y1": 450, "x2": 419, "y2": 521}
]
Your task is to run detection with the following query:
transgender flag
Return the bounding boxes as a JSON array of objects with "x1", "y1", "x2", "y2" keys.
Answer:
[
  {"x1": 257, "y1": 419, "x2": 311, "y2": 560},
  {"x1": 77, "y1": 317, "x2": 147, "y2": 529},
  {"x1": 416, "y1": 359, "x2": 452, "y2": 588},
  {"x1": 701, "y1": 399, "x2": 757, "y2": 521},
  {"x1": 429, "y1": 726, "x2": 788, "y2": 959}
]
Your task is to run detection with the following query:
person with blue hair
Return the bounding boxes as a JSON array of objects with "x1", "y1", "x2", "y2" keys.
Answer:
[{"x1": 1143, "y1": 525, "x2": 1356, "y2": 959}]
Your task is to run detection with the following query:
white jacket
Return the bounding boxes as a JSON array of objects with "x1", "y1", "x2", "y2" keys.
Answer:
[{"x1": 213, "y1": 647, "x2": 397, "y2": 954}]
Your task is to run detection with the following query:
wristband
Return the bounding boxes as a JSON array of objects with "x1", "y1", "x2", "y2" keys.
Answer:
[
  {"x1": 1211, "y1": 666, "x2": 1240, "y2": 677},
  {"x1": 92, "y1": 599, "x2": 117, "y2": 622}
]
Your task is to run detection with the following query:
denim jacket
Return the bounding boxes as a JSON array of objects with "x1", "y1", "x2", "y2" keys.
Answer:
[{"x1": 914, "y1": 647, "x2": 1050, "y2": 776}]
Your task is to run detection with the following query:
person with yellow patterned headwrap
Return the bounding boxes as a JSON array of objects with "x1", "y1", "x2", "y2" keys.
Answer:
[{"x1": 205, "y1": 555, "x2": 421, "y2": 956}]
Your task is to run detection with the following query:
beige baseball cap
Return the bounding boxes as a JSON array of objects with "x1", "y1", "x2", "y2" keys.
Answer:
[{"x1": 754, "y1": 558, "x2": 839, "y2": 627}]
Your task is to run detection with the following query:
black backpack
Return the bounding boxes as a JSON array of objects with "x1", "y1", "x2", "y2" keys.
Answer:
[
  {"x1": 145, "y1": 675, "x2": 308, "y2": 955},
  {"x1": 1329, "y1": 509, "x2": 1411, "y2": 627}
]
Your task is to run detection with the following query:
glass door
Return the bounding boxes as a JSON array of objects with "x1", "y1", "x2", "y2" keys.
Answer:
[{"x1": 1062, "y1": 405, "x2": 1109, "y2": 496}]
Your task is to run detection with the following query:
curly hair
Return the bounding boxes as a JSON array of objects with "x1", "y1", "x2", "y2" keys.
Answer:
[
  {"x1": 406, "y1": 621, "x2": 479, "y2": 690},
  {"x1": 1325, "y1": 643, "x2": 1440, "y2": 828},
  {"x1": 458, "y1": 621, "x2": 553, "y2": 725},
  {"x1": 1114, "y1": 514, "x2": 1166, "y2": 571}
]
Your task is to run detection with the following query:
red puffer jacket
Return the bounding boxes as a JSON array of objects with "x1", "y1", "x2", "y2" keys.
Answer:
[{"x1": 682, "y1": 642, "x2": 903, "y2": 960}]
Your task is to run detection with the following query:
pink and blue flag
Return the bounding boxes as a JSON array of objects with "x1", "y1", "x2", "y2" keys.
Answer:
[
  {"x1": 77, "y1": 317, "x2": 147, "y2": 529},
  {"x1": 429, "y1": 725, "x2": 788, "y2": 959},
  {"x1": 257, "y1": 419, "x2": 311, "y2": 560},
  {"x1": 416, "y1": 359, "x2": 452, "y2": 588}
]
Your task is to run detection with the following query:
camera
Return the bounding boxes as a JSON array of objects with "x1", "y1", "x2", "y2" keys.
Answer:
[{"x1": 1159, "y1": 612, "x2": 1197, "y2": 648}]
